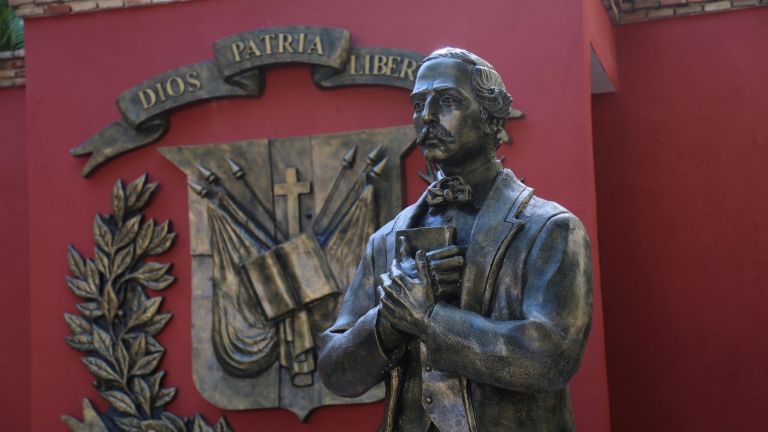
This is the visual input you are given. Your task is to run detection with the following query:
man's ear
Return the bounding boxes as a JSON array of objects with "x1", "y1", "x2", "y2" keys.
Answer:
[{"x1": 482, "y1": 115, "x2": 503, "y2": 136}]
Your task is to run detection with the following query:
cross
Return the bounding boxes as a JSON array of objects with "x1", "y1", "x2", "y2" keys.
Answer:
[{"x1": 273, "y1": 167, "x2": 312, "y2": 238}]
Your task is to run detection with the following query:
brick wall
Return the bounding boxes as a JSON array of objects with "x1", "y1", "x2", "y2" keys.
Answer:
[
  {"x1": 604, "y1": 0, "x2": 768, "y2": 23},
  {"x1": 9, "y1": 0, "x2": 768, "y2": 23},
  {"x1": 0, "y1": 50, "x2": 25, "y2": 88},
  {"x1": 10, "y1": 0, "x2": 193, "y2": 18}
]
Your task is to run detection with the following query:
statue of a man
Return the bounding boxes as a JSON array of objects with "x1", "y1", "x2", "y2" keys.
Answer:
[{"x1": 318, "y1": 48, "x2": 592, "y2": 432}]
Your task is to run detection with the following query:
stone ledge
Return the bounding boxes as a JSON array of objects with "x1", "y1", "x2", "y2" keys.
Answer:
[
  {"x1": 604, "y1": 0, "x2": 768, "y2": 24},
  {"x1": 0, "y1": 50, "x2": 25, "y2": 88},
  {"x1": 10, "y1": 0, "x2": 194, "y2": 18}
]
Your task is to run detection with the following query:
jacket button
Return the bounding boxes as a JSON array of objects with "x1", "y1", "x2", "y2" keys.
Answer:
[
  {"x1": 425, "y1": 396, "x2": 433, "y2": 404},
  {"x1": 425, "y1": 366, "x2": 432, "y2": 372}
]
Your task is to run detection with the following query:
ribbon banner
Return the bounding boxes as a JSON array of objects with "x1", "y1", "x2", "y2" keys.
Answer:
[{"x1": 71, "y1": 26, "x2": 424, "y2": 177}]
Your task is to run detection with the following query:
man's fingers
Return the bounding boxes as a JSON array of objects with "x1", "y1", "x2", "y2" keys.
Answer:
[
  {"x1": 426, "y1": 245, "x2": 461, "y2": 260},
  {"x1": 380, "y1": 273, "x2": 403, "y2": 295},
  {"x1": 389, "y1": 259, "x2": 415, "y2": 293},
  {"x1": 415, "y1": 249, "x2": 431, "y2": 309},
  {"x1": 433, "y1": 271, "x2": 461, "y2": 283},
  {"x1": 381, "y1": 297, "x2": 403, "y2": 318},
  {"x1": 382, "y1": 280, "x2": 402, "y2": 297},
  {"x1": 434, "y1": 283, "x2": 461, "y2": 298},
  {"x1": 429, "y1": 256, "x2": 464, "y2": 271},
  {"x1": 415, "y1": 250, "x2": 430, "y2": 278}
]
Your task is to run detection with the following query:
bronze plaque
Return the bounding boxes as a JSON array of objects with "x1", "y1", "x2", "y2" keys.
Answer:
[{"x1": 160, "y1": 125, "x2": 414, "y2": 419}]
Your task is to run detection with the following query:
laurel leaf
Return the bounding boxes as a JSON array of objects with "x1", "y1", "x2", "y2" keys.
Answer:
[
  {"x1": 152, "y1": 220, "x2": 169, "y2": 242},
  {"x1": 147, "y1": 220, "x2": 170, "y2": 254},
  {"x1": 143, "y1": 274, "x2": 175, "y2": 292},
  {"x1": 145, "y1": 312, "x2": 172, "y2": 335},
  {"x1": 67, "y1": 245, "x2": 87, "y2": 278},
  {"x1": 214, "y1": 417, "x2": 232, "y2": 432},
  {"x1": 101, "y1": 390, "x2": 139, "y2": 417},
  {"x1": 114, "y1": 416, "x2": 142, "y2": 432},
  {"x1": 129, "y1": 334, "x2": 147, "y2": 361},
  {"x1": 126, "y1": 174, "x2": 148, "y2": 211},
  {"x1": 146, "y1": 335, "x2": 164, "y2": 354},
  {"x1": 147, "y1": 371, "x2": 164, "y2": 396},
  {"x1": 127, "y1": 287, "x2": 147, "y2": 320},
  {"x1": 65, "y1": 334, "x2": 94, "y2": 352},
  {"x1": 133, "y1": 182, "x2": 158, "y2": 211},
  {"x1": 130, "y1": 352, "x2": 163, "y2": 376},
  {"x1": 67, "y1": 277, "x2": 98, "y2": 300},
  {"x1": 115, "y1": 215, "x2": 142, "y2": 250},
  {"x1": 160, "y1": 413, "x2": 187, "y2": 432},
  {"x1": 113, "y1": 179, "x2": 126, "y2": 223},
  {"x1": 95, "y1": 248, "x2": 110, "y2": 276},
  {"x1": 94, "y1": 215, "x2": 113, "y2": 253},
  {"x1": 86, "y1": 260, "x2": 101, "y2": 295},
  {"x1": 61, "y1": 399, "x2": 109, "y2": 432},
  {"x1": 76, "y1": 302, "x2": 103, "y2": 319},
  {"x1": 191, "y1": 415, "x2": 214, "y2": 432},
  {"x1": 135, "y1": 219, "x2": 155, "y2": 256},
  {"x1": 102, "y1": 283, "x2": 119, "y2": 323},
  {"x1": 147, "y1": 232, "x2": 176, "y2": 257},
  {"x1": 154, "y1": 387, "x2": 176, "y2": 408},
  {"x1": 140, "y1": 420, "x2": 176, "y2": 432},
  {"x1": 115, "y1": 341, "x2": 130, "y2": 377},
  {"x1": 64, "y1": 313, "x2": 92, "y2": 335},
  {"x1": 92, "y1": 326, "x2": 114, "y2": 362},
  {"x1": 131, "y1": 377, "x2": 152, "y2": 416},
  {"x1": 112, "y1": 245, "x2": 135, "y2": 277},
  {"x1": 82, "y1": 356, "x2": 122, "y2": 382},
  {"x1": 132, "y1": 262, "x2": 171, "y2": 283},
  {"x1": 132, "y1": 297, "x2": 162, "y2": 327}
]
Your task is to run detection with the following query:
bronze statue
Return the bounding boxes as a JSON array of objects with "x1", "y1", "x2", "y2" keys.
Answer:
[{"x1": 318, "y1": 48, "x2": 593, "y2": 431}]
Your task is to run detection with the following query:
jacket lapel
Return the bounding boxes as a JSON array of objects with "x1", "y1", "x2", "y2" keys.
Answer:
[
  {"x1": 378, "y1": 171, "x2": 529, "y2": 314},
  {"x1": 460, "y1": 170, "x2": 528, "y2": 313}
]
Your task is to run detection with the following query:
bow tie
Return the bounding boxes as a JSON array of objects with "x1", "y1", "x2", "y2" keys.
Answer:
[{"x1": 426, "y1": 176, "x2": 473, "y2": 215}]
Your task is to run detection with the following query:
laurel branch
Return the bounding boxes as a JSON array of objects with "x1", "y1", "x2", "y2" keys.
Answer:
[{"x1": 62, "y1": 174, "x2": 232, "y2": 432}]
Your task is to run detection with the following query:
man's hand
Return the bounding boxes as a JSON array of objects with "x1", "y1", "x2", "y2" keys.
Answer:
[
  {"x1": 380, "y1": 237, "x2": 434, "y2": 338},
  {"x1": 426, "y1": 245, "x2": 464, "y2": 302},
  {"x1": 375, "y1": 301, "x2": 408, "y2": 352}
]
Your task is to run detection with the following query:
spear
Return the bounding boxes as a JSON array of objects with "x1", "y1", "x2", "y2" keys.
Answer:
[
  {"x1": 195, "y1": 163, "x2": 219, "y2": 184},
  {"x1": 189, "y1": 171, "x2": 276, "y2": 250},
  {"x1": 370, "y1": 156, "x2": 389, "y2": 179},
  {"x1": 226, "y1": 158, "x2": 288, "y2": 242},
  {"x1": 187, "y1": 180, "x2": 209, "y2": 198},
  {"x1": 315, "y1": 145, "x2": 383, "y2": 237},
  {"x1": 321, "y1": 151, "x2": 388, "y2": 240},
  {"x1": 312, "y1": 144, "x2": 357, "y2": 233}
]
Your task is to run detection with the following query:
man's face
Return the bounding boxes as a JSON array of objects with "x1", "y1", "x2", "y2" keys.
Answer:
[{"x1": 411, "y1": 58, "x2": 491, "y2": 170}]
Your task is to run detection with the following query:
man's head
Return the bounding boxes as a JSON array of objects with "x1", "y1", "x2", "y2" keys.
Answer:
[{"x1": 411, "y1": 48, "x2": 516, "y2": 172}]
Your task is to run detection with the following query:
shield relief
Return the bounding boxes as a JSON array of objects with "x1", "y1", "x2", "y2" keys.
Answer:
[{"x1": 160, "y1": 125, "x2": 414, "y2": 419}]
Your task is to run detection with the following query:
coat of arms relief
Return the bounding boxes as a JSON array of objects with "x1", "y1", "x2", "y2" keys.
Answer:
[{"x1": 160, "y1": 125, "x2": 415, "y2": 419}]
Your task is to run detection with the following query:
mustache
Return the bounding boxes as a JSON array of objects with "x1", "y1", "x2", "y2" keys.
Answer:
[{"x1": 416, "y1": 123, "x2": 456, "y2": 146}]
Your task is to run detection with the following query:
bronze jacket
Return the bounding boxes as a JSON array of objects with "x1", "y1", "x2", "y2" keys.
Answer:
[{"x1": 318, "y1": 170, "x2": 592, "y2": 432}]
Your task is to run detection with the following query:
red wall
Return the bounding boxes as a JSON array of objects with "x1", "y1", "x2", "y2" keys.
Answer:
[
  {"x1": 0, "y1": 86, "x2": 29, "y2": 431},
  {"x1": 24, "y1": 0, "x2": 610, "y2": 430},
  {"x1": 593, "y1": 8, "x2": 768, "y2": 431}
]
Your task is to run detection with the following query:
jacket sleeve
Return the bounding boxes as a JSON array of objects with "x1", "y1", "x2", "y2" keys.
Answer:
[
  {"x1": 318, "y1": 235, "x2": 397, "y2": 398},
  {"x1": 423, "y1": 212, "x2": 593, "y2": 393}
]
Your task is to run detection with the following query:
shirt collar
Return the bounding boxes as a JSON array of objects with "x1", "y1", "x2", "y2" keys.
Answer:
[{"x1": 436, "y1": 159, "x2": 502, "y2": 209}]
